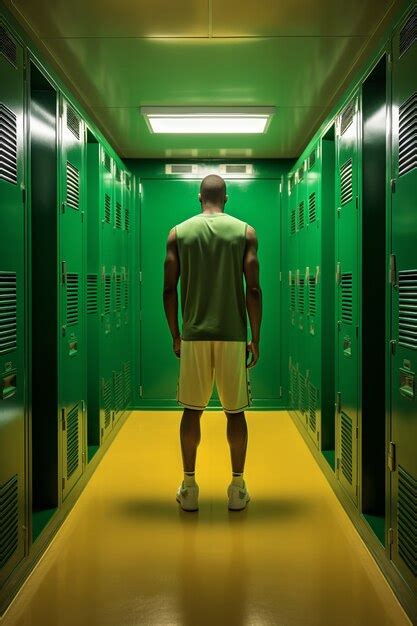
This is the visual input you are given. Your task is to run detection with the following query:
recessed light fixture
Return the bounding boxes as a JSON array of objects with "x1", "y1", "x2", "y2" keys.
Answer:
[{"x1": 140, "y1": 107, "x2": 275, "y2": 134}]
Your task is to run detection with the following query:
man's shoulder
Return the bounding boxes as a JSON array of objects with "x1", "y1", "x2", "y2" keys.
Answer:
[{"x1": 175, "y1": 214, "x2": 200, "y2": 230}]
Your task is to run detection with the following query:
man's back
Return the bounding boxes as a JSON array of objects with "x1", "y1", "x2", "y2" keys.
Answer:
[{"x1": 176, "y1": 212, "x2": 248, "y2": 342}]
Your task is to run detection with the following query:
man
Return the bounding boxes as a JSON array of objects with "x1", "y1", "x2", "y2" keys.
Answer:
[{"x1": 163, "y1": 174, "x2": 262, "y2": 512}]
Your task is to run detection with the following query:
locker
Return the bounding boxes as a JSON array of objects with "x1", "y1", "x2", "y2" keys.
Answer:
[
  {"x1": 0, "y1": 20, "x2": 26, "y2": 587},
  {"x1": 59, "y1": 96, "x2": 87, "y2": 500},
  {"x1": 334, "y1": 95, "x2": 360, "y2": 505},
  {"x1": 390, "y1": 4, "x2": 417, "y2": 593}
]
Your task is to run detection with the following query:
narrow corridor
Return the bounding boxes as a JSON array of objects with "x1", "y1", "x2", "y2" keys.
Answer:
[{"x1": 1, "y1": 412, "x2": 410, "y2": 626}]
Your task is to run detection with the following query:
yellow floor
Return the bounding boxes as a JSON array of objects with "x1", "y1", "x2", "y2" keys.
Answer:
[{"x1": 1, "y1": 411, "x2": 411, "y2": 626}]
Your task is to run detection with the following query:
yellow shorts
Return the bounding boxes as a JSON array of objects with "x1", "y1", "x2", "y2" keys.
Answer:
[{"x1": 177, "y1": 340, "x2": 252, "y2": 413}]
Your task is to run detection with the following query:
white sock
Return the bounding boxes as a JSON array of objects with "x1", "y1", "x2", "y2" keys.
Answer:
[
  {"x1": 184, "y1": 472, "x2": 196, "y2": 487},
  {"x1": 232, "y1": 473, "x2": 244, "y2": 488}
]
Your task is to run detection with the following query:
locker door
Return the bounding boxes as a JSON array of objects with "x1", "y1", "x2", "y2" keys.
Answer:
[
  {"x1": 296, "y1": 166, "x2": 308, "y2": 425},
  {"x1": 306, "y1": 145, "x2": 321, "y2": 447},
  {"x1": 390, "y1": 5, "x2": 417, "y2": 593},
  {"x1": 335, "y1": 95, "x2": 360, "y2": 504},
  {"x1": 122, "y1": 172, "x2": 132, "y2": 410},
  {"x1": 59, "y1": 97, "x2": 86, "y2": 500},
  {"x1": 0, "y1": 22, "x2": 26, "y2": 586}
]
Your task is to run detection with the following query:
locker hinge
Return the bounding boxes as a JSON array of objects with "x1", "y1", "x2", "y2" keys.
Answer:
[
  {"x1": 61, "y1": 408, "x2": 66, "y2": 430},
  {"x1": 336, "y1": 392, "x2": 341, "y2": 414},
  {"x1": 62, "y1": 325, "x2": 66, "y2": 337},
  {"x1": 337, "y1": 320, "x2": 341, "y2": 332},
  {"x1": 388, "y1": 528, "x2": 394, "y2": 545},
  {"x1": 336, "y1": 262, "x2": 341, "y2": 285},
  {"x1": 139, "y1": 385, "x2": 143, "y2": 397},
  {"x1": 389, "y1": 254, "x2": 397, "y2": 287},
  {"x1": 62, "y1": 477, "x2": 65, "y2": 490},
  {"x1": 356, "y1": 426, "x2": 359, "y2": 439},
  {"x1": 21, "y1": 186, "x2": 26, "y2": 204},
  {"x1": 390, "y1": 340, "x2": 397, "y2": 356},
  {"x1": 139, "y1": 271, "x2": 143, "y2": 283},
  {"x1": 101, "y1": 427, "x2": 104, "y2": 438},
  {"x1": 388, "y1": 442, "x2": 396, "y2": 472},
  {"x1": 316, "y1": 430, "x2": 320, "y2": 442},
  {"x1": 82, "y1": 450, "x2": 86, "y2": 465},
  {"x1": 390, "y1": 178, "x2": 396, "y2": 194},
  {"x1": 101, "y1": 266, "x2": 106, "y2": 281},
  {"x1": 61, "y1": 261, "x2": 67, "y2": 285},
  {"x1": 337, "y1": 207, "x2": 341, "y2": 218},
  {"x1": 279, "y1": 385, "x2": 283, "y2": 398},
  {"x1": 81, "y1": 400, "x2": 86, "y2": 414},
  {"x1": 288, "y1": 270, "x2": 292, "y2": 286},
  {"x1": 59, "y1": 99, "x2": 64, "y2": 117},
  {"x1": 315, "y1": 266, "x2": 320, "y2": 284},
  {"x1": 279, "y1": 271, "x2": 282, "y2": 283},
  {"x1": 139, "y1": 183, "x2": 143, "y2": 196},
  {"x1": 81, "y1": 211, "x2": 85, "y2": 223},
  {"x1": 388, "y1": 53, "x2": 392, "y2": 67},
  {"x1": 355, "y1": 196, "x2": 359, "y2": 209}
]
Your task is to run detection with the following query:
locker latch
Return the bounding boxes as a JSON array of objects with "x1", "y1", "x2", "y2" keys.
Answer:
[
  {"x1": 336, "y1": 262, "x2": 341, "y2": 285},
  {"x1": 336, "y1": 391, "x2": 341, "y2": 414},
  {"x1": 388, "y1": 442, "x2": 396, "y2": 472},
  {"x1": 389, "y1": 254, "x2": 397, "y2": 287}
]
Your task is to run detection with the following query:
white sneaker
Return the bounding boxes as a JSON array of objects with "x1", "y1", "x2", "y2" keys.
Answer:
[
  {"x1": 176, "y1": 482, "x2": 199, "y2": 512},
  {"x1": 228, "y1": 481, "x2": 250, "y2": 511}
]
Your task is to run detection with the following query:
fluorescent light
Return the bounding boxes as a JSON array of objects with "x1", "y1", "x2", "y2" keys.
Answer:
[{"x1": 140, "y1": 107, "x2": 275, "y2": 134}]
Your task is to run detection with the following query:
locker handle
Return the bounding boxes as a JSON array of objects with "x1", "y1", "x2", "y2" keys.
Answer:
[{"x1": 1, "y1": 373, "x2": 17, "y2": 400}]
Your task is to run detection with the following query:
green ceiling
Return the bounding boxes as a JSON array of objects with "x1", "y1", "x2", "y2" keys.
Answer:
[{"x1": 5, "y1": 0, "x2": 401, "y2": 158}]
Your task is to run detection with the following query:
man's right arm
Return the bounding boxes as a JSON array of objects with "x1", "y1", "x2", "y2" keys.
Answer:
[{"x1": 243, "y1": 226, "x2": 262, "y2": 368}]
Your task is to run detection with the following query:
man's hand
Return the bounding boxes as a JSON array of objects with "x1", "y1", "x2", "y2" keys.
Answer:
[
  {"x1": 246, "y1": 341, "x2": 259, "y2": 368},
  {"x1": 173, "y1": 336, "x2": 181, "y2": 358}
]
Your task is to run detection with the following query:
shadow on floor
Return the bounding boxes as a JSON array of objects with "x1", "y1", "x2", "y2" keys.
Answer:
[{"x1": 115, "y1": 496, "x2": 312, "y2": 525}]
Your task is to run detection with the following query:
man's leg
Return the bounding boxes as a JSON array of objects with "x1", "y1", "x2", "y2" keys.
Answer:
[
  {"x1": 225, "y1": 411, "x2": 248, "y2": 474},
  {"x1": 180, "y1": 408, "x2": 204, "y2": 473}
]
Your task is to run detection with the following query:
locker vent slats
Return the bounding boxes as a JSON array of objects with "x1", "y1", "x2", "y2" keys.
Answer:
[
  {"x1": 298, "y1": 277, "x2": 305, "y2": 315},
  {"x1": 0, "y1": 473, "x2": 18, "y2": 568},
  {"x1": 103, "y1": 152, "x2": 111, "y2": 172},
  {"x1": 66, "y1": 404, "x2": 79, "y2": 479},
  {"x1": 290, "y1": 364, "x2": 297, "y2": 405},
  {"x1": 298, "y1": 372, "x2": 308, "y2": 414},
  {"x1": 124, "y1": 274, "x2": 129, "y2": 309},
  {"x1": 104, "y1": 275, "x2": 111, "y2": 315},
  {"x1": 87, "y1": 274, "x2": 98, "y2": 314},
  {"x1": 104, "y1": 193, "x2": 111, "y2": 224},
  {"x1": 0, "y1": 103, "x2": 18, "y2": 184},
  {"x1": 308, "y1": 192, "x2": 316, "y2": 223},
  {"x1": 115, "y1": 201, "x2": 122, "y2": 229},
  {"x1": 340, "y1": 412, "x2": 353, "y2": 484},
  {"x1": 298, "y1": 201, "x2": 305, "y2": 230},
  {"x1": 290, "y1": 209, "x2": 296, "y2": 235},
  {"x1": 114, "y1": 370, "x2": 123, "y2": 414},
  {"x1": 103, "y1": 378, "x2": 112, "y2": 429},
  {"x1": 66, "y1": 162, "x2": 79, "y2": 209},
  {"x1": 399, "y1": 8, "x2": 417, "y2": 57},
  {"x1": 124, "y1": 206, "x2": 130, "y2": 232},
  {"x1": 340, "y1": 100, "x2": 355, "y2": 135},
  {"x1": 340, "y1": 158, "x2": 353, "y2": 205},
  {"x1": 0, "y1": 271, "x2": 17, "y2": 354},
  {"x1": 308, "y1": 148, "x2": 316, "y2": 169},
  {"x1": 290, "y1": 276, "x2": 296, "y2": 311},
  {"x1": 398, "y1": 92, "x2": 417, "y2": 177},
  {"x1": 309, "y1": 276, "x2": 316, "y2": 316},
  {"x1": 398, "y1": 270, "x2": 417, "y2": 349},
  {"x1": 341, "y1": 273, "x2": 353, "y2": 324},
  {"x1": 398, "y1": 465, "x2": 417, "y2": 576},
  {"x1": 0, "y1": 25, "x2": 17, "y2": 67},
  {"x1": 123, "y1": 361, "x2": 131, "y2": 405},
  {"x1": 66, "y1": 273, "x2": 79, "y2": 326},
  {"x1": 66, "y1": 105, "x2": 80, "y2": 140},
  {"x1": 115, "y1": 274, "x2": 121, "y2": 311},
  {"x1": 309, "y1": 383, "x2": 318, "y2": 433}
]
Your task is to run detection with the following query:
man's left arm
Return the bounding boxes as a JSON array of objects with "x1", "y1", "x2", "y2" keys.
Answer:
[{"x1": 163, "y1": 227, "x2": 181, "y2": 357}]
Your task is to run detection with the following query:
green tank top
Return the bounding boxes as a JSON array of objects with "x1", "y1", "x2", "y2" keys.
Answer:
[{"x1": 176, "y1": 212, "x2": 248, "y2": 341}]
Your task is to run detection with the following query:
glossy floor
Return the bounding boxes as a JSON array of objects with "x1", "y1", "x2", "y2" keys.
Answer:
[{"x1": 1, "y1": 411, "x2": 410, "y2": 626}]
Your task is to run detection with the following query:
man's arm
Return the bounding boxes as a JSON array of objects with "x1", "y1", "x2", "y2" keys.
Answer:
[
  {"x1": 243, "y1": 226, "x2": 262, "y2": 368},
  {"x1": 163, "y1": 227, "x2": 181, "y2": 357}
]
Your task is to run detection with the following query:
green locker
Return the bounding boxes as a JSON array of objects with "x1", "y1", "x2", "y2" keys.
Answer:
[
  {"x1": 305, "y1": 145, "x2": 322, "y2": 447},
  {"x1": 122, "y1": 172, "x2": 132, "y2": 411},
  {"x1": 335, "y1": 95, "x2": 360, "y2": 504},
  {"x1": 390, "y1": 4, "x2": 417, "y2": 593},
  {"x1": 287, "y1": 172, "x2": 299, "y2": 412},
  {"x1": 139, "y1": 174, "x2": 282, "y2": 406},
  {"x1": 0, "y1": 20, "x2": 26, "y2": 586},
  {"x1": 59, "y1": 97, "x2": 87, "y2": 500},
  {"x1": 112, "y1": 163, "x2": 124, "y2": 422}
]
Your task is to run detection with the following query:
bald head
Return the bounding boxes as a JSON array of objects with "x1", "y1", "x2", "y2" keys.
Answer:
[{"x1": 199, "y1": 174, "x2": 227, "y2": 208}]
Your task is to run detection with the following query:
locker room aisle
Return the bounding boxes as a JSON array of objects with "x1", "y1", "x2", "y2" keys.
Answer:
[{"x1": 1, "y1": 411, "x2": 410, "y2": 626}]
